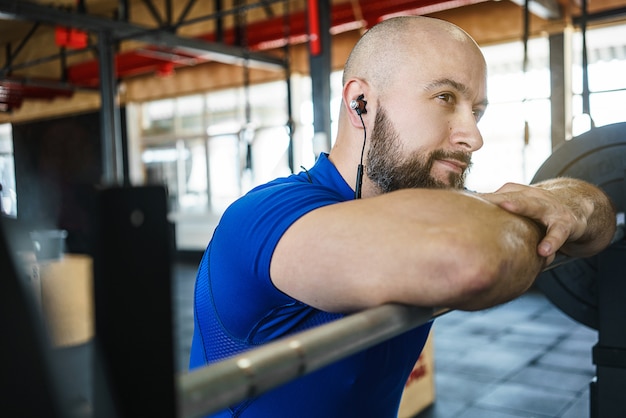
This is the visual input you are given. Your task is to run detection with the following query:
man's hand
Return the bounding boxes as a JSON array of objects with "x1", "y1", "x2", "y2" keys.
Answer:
[{"x1": 479, "y1": 178, "x2": 616, "y2": 263}]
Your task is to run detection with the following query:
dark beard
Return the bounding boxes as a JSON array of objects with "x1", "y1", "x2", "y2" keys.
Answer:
[{"x1": 366, "y1": 107, "x2": 471, "y2": 193}]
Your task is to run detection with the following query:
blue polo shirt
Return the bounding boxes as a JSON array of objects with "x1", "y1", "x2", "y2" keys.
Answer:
[{"x1": 189, "y1": 153, "x2": 432, "y2": 417}]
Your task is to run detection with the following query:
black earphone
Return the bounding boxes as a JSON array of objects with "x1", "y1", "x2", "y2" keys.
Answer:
[
  {"x1": 350, "y1": 94, "x2": 368, "y2": 115},
  {"x1": 351, "y1": 94, "x2": 367, "y2": 199}
]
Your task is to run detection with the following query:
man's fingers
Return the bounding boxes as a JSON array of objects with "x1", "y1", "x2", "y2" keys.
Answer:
[
  {"x1": 481, "y1": 186, "x2": 580, "y2": 258},
  {"x1": 539, "y1": 221, "x2": 574, "y2": 257}
]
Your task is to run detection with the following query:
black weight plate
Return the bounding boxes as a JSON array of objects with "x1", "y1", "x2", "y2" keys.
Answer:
[{"x1": 531, "y1": 122, "x2": 626, "y2": 329}]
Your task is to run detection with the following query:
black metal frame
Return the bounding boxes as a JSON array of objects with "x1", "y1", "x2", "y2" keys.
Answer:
[
  {"x1": 0, "y1": 185, "x2": 177, "y2": 418},
  {"x1": 591, "y1": 241, "x2": 626, "y2": 417},
  {"x1": 93, "y1": 185, "x2": 176, "y2": 418},
  {"x1": 0, "y1": 216, "x2": 66, "y2": 417},
  {"x1": 0, "y1": 0, "x2": 287, "y2": 71}
]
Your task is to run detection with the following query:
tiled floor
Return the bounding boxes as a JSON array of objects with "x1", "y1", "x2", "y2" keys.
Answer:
[
  {"x1": 415, "y1": 291, "x2": 596, "y2": 418},
  {"x1": 172, "y1": 259, "x2": 598, "y2": 418},
  {"x1": 172, "y1": 259, "x2": 198, "y2": 373}
]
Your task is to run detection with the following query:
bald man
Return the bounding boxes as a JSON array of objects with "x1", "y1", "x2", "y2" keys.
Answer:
[{"x1": 189, "y1": 16, "x2": 615, "y2": 417}]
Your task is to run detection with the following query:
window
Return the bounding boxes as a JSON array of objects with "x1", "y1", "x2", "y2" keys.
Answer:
[
  {"x1": 0, "y1": 123, "x2": 16, "y2": 217},
  {"x1": 571, "y1": 23, "x2": 626, "y2": 135},
  {"x1": 465, "y1": 24, "x2": 626, "y2": 192},
  {"x1": 467, "y1": 38, "x2": 552, "y2": 192},
  {"x1": 142, "y1": 99, "x2": 175, "y2": 137},
  {"x1": 207, "y1": 134, "x2": 240, "y2": 213},
  {"x1": 142, "y1": 138, "x2": 208, "y2": 213},
  {"x1": 137, "y1": 81, "x2": 291, "y2": 217}
]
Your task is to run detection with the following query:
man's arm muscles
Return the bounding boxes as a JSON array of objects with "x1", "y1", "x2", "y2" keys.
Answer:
[{"x1": 270, "y1": 189, "x2": 545, "y2": 313}]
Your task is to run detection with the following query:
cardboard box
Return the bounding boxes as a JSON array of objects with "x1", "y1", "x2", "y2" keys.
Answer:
[
  {"x1": 39, "y1": 254, "x2": 94, "y2": 347},
  {"x1": 398, "y1": 331, "x2": 435, "y2": 417}
]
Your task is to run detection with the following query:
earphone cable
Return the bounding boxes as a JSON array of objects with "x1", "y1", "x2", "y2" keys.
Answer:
[{"x1": 354, "y1": 113, "x2": 367, "y2": 199}]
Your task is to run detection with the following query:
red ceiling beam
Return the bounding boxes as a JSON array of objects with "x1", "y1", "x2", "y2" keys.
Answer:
[
  {"x1": 0, "y1": 78, "x2": 74, "y2": 111},
  {"x1": 66, "y1": 48, "x2": 208, "y2": 87},
  {"x1": 197, "y1": 0, "x2": 489, "y2": 48}
]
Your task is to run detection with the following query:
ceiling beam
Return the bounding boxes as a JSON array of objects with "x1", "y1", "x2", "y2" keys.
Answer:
[
  {"x1": 0, "y1": 0, "x2": 286, "y2": 71},
  {"x1": 572, "y1": 6, "x2": 626, "y2": 24}
]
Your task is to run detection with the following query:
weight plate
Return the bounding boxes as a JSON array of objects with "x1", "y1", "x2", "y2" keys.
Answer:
[{"x1": 531, "y1": 122, "x2": 626, "y2": 329}]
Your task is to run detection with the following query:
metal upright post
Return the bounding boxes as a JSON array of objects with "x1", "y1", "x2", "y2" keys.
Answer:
[
  {"x1": 93, "y1": 186, "x2": 176, "y2": 418},
  {"x1": 97, "y1": 29, "x2": 124, "y2": 186},
  {"x1": 308, "y1": 0, "x2": 332, "y2": 156},
  {"x1": 591, "y1": 240, "x2": 626, "y2": 417},
  {"x1": 549, "y1": 32, "x2": 568, "y2": 149}
]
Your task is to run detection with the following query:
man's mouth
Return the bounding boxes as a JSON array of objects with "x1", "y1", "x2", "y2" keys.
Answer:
[{"x1": 435, "y1": 158, "x2": 467, "y2": 174}]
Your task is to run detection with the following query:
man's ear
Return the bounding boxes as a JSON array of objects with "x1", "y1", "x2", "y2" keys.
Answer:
[{"x1": 343, "y1": 79, "x2": 372, "y2": 128}]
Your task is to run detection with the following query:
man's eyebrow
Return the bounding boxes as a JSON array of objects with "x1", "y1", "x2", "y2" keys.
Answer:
[
  {"x1": 425, "y1": 78, "x2": 489, "y2": 107},
  {"x1": 425, "y1": 78, "x2": 468, "y2": 93}
]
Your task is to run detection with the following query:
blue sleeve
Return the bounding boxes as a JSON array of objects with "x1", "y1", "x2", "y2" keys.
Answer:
[{"x1": 208, "y1": 181, "x2": 345, "y2": 342}]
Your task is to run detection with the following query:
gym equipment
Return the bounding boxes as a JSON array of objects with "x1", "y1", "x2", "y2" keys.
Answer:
[
  {"x1": 532, "y1": 121, "x2": 626, "y2": 418},
  {"x1": 532, "y1": 121, "x2": 626, "y2": 329},
  {"x1": 179, "y1": 304, "x2": 445, "y2": 417}
]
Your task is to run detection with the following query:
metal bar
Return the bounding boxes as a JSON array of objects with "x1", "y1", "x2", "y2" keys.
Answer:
[
  {"x1": 260, "y1": 0, "x2": 276, "y2": 18},
  {"x1": 1, "y1": 44, "x2": 96, "y2": 75},
  {"x1": 523, "y1": 0, "x2": 529, "y2": 76},
  {"x1": 215, "y1": 0, "x2": 224, "y2": 43},
  {"x1": 572, "y1": 6, "x2": 626, "y2": 25},
  {"x1": 98, "y1": 30, "x2": 124, "y2": 186},
  {"x1": 549, "y1": 32, "x2": 567, "y2": 149},
  {"x1": 3, "y1": 43, "x2": 9, "y2": 77},
  {"x1": 166, "y1": 0, "x2": 173, "y2": 28},
  {"x1": 178, "y1": 304, "x2": 442, "y2": 418},
  {"x1": 5, "y1": 22, "x2": 40, "y2": 68},
  {"x1": 122, "y1": 31, "x2": 286, "y2": 71},
  {"x1": 59, "y1": 46, "x2": 67, "y2": 82},
  {"x1": 175, "y1": 0, "x2": 198, "y2": 29},
  {"x1": 308, "y1": 0, "x2": 332, "y2": 155},
  {"x1": 140, "y1": 0, "x2": 164, "y2": 27},
  {"x1": 283, "y1": 0, "x2": 294, "y2": 173},
  {"x1": 174, "y1": 0, "x2": 286, "y2": 29},
  {"x1": 581, "y1": 0, "x2": 592, "y2": 120},
  {"x1": 118, "y1": 0, "x2": 129, "y2": 22}
]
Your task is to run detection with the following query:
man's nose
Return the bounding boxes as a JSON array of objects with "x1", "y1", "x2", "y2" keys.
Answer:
[{"x1": 451, "y1": 111, "x2": 483, "y2": 152}]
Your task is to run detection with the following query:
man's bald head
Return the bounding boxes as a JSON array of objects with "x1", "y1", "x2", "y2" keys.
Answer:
[{"x1": 342, "y1": 16, "x2": 483, "y2": 92}]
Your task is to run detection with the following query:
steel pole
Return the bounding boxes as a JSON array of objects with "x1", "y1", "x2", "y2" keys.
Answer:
[{"x1": 178, "y1": 304, "x2": 443, "y2": 418}]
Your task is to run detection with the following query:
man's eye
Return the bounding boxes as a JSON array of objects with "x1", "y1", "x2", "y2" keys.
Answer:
[{"x1": 436, "y1": 93, "x2": 454, "y2": 103}]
